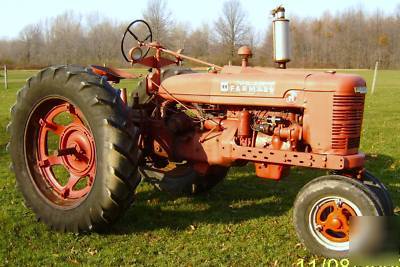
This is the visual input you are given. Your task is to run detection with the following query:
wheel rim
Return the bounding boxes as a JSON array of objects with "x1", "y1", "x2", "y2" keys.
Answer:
[
  {"x1": 309, "y1": 196, "x2": 361, "y2": 251},
  {"x1": 26, "y1": 98, "x2": 96, "y2": 208}
]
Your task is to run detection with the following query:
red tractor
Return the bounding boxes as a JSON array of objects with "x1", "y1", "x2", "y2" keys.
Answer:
[{"x1": 8, "y1": 7, "x2": 392, "y2": 258}]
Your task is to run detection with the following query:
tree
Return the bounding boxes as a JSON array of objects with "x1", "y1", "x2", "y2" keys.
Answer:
[
  {"x1": 18, "y1": 23, "x2": 45, "y2": 66},
  {"x1": 142, "y1": 0, "x2": 173, "y2": 45},
  {"x1": 185, "y1": 23, "x2": 210, "y2": 59},
  {"x1": 169, "y1": 22, "x2": 189, "y2": 51},
  {"x1": 86, "y1": 19, "x2": 123, "y2": 65},
  {"x1": 46, "y1": 12, "x2": 85, "y2": 65},
  {"x1": 1, "y1": 4, "x2": 400, "y2": 69},
  {"x1": 395, "y1": 4, "x2": 400, "y2": 20},
  {"x1": 215, "y1": 0, "x2": 250, "y2": 62}
]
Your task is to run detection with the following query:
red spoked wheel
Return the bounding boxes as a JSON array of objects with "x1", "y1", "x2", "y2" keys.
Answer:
[
  {"x1": 9, "y1": 65, "x2": 141, "y2": 232},
  {"x1": 33, "y1": 99, "x2": 96, "y2": 207}
]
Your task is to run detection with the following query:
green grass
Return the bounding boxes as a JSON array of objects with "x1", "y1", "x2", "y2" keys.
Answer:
[{"x1": 0, "y1": 68, "x2": 399, "y2": 266}]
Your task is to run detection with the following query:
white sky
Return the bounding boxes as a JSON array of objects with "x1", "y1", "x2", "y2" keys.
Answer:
[{"x1": 1, "y1": 0, "x2": 399, "y2": 39}]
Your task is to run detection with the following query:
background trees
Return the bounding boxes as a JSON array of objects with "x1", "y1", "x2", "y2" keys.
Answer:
[
  {"x1": 1, "y1": 0, "x2": 399, "y2": 69},
  {"x1": 142, "y1": 0, "x2": 173, "y2": 46},
  {"x1": 214, "y1": 0, "x2": 251, "y2": 65}
]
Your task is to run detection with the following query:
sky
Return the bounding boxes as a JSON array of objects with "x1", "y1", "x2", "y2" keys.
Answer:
[{"x1": 1, "y1": 0, "x2": 399, "y2": 39}]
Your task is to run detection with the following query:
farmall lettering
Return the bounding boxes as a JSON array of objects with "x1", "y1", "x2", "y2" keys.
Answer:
[{"x1": 220, "y1": 80, "x2": 275, "y2": 94}]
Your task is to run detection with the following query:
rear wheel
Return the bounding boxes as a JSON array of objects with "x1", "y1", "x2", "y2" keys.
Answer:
[
  {"x1": 140, "y1": 161, "x2": 229, "y2": 195},
  {"x1": 293, "y1": 175, "x2": 383, "y2": 258},
  {"x1": 8, "y1": 65, "x2": 140, "y2": 232}
]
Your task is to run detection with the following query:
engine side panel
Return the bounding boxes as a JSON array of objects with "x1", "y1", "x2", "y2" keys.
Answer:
[{"x1": 159, "y1": 69, "x2": 305, "y2": 107}]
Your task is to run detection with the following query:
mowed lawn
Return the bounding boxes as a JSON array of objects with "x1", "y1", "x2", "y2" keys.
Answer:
[{"x1": 0, "y1": 68, "x2": 399, "y2": 266}]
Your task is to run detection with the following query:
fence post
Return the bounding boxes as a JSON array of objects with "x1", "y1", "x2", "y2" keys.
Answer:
[
  {"x1": 371, "y1": 61, "x2": 378, "y2": 94},
  {"x1": 3, "y1": 65, "x2": 7, "y2": 90}
]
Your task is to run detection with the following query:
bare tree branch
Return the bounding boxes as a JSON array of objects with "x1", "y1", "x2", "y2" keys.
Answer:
[
  {"x1": 215, "y1": 0, "x2": 249, "y2": 60},
  {"x1": 142, "y1": 0, "x2": 173, "y2": 45}
]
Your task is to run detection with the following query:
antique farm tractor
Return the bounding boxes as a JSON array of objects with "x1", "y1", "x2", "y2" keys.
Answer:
[{"x1": 8, "y1": 7, "x2": 393, "y2": 258}]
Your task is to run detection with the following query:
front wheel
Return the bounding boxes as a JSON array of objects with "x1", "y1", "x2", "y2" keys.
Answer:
[
  {"x1": 293, "y1": 175, "x2": 384, "y2": 258},
  {"x1": 8, "y1": 65, "x2": 141, "y2": 232}
]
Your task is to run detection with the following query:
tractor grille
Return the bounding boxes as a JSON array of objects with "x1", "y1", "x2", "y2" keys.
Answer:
[{"x1": 332, "y1": 95, "x2": 365, "y2": 151}]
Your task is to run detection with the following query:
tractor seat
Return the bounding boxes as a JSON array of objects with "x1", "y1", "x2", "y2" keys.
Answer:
[{"x1": 91, "y1": 65, "x2": 141, "y2": 83}]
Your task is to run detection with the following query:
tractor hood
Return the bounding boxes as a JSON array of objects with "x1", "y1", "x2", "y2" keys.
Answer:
[{"x1": 159, "y1": 66, "x2": 366, "y2": 107}]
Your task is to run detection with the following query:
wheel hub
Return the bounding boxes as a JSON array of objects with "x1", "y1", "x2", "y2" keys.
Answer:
[
  {"x1": 313, "y1": 198, "x2": 357, "y2": 243},
  {"x1": 59, "y1": 124, "x2": 95, "y2": 176},
  {"x1": 327, "y1": 216, "x2": 342, "y2": 230}
]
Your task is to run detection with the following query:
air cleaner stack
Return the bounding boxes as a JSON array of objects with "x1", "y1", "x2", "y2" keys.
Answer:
[{"x1": 272, "y1": 6, "x2": 291, "y2": 69}]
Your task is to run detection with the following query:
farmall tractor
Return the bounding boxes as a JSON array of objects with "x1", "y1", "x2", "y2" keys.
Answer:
[{"x1": 8, "y1": 7, "x2": 393, "y2": 258}]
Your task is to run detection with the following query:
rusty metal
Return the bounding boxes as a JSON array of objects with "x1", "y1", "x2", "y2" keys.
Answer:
[{"x1": 238, "y1": 46, "x2": 252, "y2": 68}]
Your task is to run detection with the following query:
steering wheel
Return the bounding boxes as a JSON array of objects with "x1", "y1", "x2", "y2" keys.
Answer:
[{"x1": 121, "y1": 20, "x2": 153, "y2": 62}]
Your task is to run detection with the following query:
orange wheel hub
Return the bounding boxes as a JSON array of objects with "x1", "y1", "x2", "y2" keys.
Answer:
[{"x1": 314, "y1": 200, "x2": 357, "y2": 242}]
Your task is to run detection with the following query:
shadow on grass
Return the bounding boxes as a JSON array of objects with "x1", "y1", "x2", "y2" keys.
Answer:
[
  {"x1": 364, "y1": 153, "x2": 399, "y2": 181},
  {"x1": 110, "y1": 165, "x2": 325, "y2": 234}
]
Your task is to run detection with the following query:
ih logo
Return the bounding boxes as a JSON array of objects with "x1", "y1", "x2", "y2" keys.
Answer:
[
  {"x1": 220, "y1": 80, "x2": 275, "y2": 94},
  {"x1": 285, "y1": 91, "x2": 298, "y2": 104}
]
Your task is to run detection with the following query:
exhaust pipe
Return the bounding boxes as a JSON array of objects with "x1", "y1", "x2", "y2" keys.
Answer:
[{"x1": 271, "y1": 6, "x2": 291, "y2": 69}]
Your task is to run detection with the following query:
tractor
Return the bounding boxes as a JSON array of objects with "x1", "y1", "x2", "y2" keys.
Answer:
[{"x1": 8, "y1": 6, "x2": 393, "y2": 258}]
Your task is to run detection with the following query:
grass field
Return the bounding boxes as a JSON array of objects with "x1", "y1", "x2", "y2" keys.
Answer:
[{"x1": 0, "y1": 68, "x2": 399, "y2": 266}]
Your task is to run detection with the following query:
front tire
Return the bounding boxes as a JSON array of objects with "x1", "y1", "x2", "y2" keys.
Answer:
[
  {"x1": 8, "y1": 65, "x2": 140, "y2": 232},
  {"x1": 293, "y1": 175, "x2": 383, "y2": 258}
]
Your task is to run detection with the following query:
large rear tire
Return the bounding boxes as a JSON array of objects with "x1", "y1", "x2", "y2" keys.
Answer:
[{"x1": 8, "y1": 65, "x2": 141, "y2": 232}]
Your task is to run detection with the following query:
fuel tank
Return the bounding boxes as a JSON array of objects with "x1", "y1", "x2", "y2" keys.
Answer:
[{"x1": 159, "y1": 66, "x2": 366, "y2": 108}]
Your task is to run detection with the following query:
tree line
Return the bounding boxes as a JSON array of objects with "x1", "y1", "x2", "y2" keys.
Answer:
[{"x1": 1, "y1": 0, "x2": 399, "y2": 69}]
